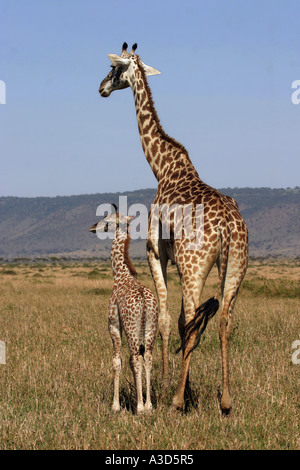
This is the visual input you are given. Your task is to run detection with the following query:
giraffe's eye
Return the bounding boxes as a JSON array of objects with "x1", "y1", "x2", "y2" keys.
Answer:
[{"x1": 104, "y1": 223, "x2": 109, "y2": 232}]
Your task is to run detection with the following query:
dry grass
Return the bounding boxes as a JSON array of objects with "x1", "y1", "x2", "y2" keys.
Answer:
[{"x1": 0, "y1": 259, "x2": 299, "y2": 450}]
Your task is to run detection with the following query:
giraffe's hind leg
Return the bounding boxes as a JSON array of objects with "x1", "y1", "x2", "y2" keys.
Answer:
[
  {"x1": 178, "y1": 299, "x2": 192, "y2": 404},
  {"x1": 143, "y1": 350, "x2": 153, "y2": 412},
  {"x1": 130, "y1": 353, "x2": 144, "y2": 414},
  {"x1": 172, "y1": 275, "x2": 208, "y2": 411},
  {"x1": 218, "y1": 245, "x2": 248, "y2": 414},
  {"x1": 219, "y1": 294, "x2": 236, "y2": 413}
]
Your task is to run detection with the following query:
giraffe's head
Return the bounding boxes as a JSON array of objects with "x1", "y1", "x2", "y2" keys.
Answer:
[
  {"x1": 89, "y1": 205, "x2": 133, "y2": 236},
  {"x1": 99, "y1": 42, "x2": 161, "y2": 97}
]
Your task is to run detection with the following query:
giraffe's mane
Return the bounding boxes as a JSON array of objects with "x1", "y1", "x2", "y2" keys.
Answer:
[
  {"x1": 136, "y1": 56, "x2": 188, "y2": 156},
  {"x1": 124, "y1": 233, "x2": 138, "y2": 278}
]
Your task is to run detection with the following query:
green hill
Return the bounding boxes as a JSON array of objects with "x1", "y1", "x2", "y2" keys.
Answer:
[{"x1": 0, "y1": 187, "x2": 299, "y2": 259}]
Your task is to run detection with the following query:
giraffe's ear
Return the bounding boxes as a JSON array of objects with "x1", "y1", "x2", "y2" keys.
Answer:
[
  {"x1": 142, "y1": 62, "x2": 161, "y2": 76},
  {"x1": 89, "y1": 222, "x2": 98, "y2": 233},
  {"x1": 108, "y1": 54, "x2": 130, "y2": 67}
]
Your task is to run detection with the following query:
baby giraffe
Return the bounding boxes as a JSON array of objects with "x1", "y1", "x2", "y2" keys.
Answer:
[{"x1": 90, "y1": 209, "x2": 158, "y2": 414}]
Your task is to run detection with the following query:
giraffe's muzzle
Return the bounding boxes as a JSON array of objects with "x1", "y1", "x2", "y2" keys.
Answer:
[{"x1": 99, "y1": 84, "x2": 111, "y2": 97}]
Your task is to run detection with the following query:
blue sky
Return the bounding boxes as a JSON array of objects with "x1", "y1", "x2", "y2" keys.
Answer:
[{"x1": 1, "y1": 0, "x2": 300, "y2": 197}]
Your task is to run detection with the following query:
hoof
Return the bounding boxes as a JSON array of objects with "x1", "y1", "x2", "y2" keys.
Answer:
[
  {"x1": 143, "y1": 407, "x2": 153, "y2": 415},
  {"x1": 136, "y1": 405, "x2": 145, "y2": 415},
  {"x1": 172, "y1": 395, "x2": 184, "y2": 412},
  {"x1": 144, "y1": 403, "x2": 153, "y2": 413},
  {"x1": 111, "y1": 405, "x2": 121, "y2": 413}
]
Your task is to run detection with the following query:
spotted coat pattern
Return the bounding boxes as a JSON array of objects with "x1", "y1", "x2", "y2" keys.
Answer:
[
  {"x1": 99, "y1": 45, "x2": 248, "y2": 413},
  {"x1": 91, "y1": 214, "x2": 158, "y2": 414}
]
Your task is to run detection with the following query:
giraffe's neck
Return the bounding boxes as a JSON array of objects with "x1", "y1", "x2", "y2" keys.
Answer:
[
  {"x1": 130, "y1": 58, "x2": 193, "y2": 182},
  {"x1": 111, "y1": 229, "x2": 137, "y2": 279}
]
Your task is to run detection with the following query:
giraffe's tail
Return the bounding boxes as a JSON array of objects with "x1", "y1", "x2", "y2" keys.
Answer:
[
  {"x1": 139, "y1": 344, "x2": 145, "y2": 358},
  {"x1": 176, "y1": 297, "x2": 219, "y2": 358},
  {"x1": 138, "y1": 287, "x2": 147, "y2": 359}
]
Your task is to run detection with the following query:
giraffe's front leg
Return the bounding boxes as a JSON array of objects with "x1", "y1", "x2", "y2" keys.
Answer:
[
  {"x1": 108, "y1": 301, "x2": 122, "y2": 413},
  {"x1": 147, "y1": 243, "x2": 170, "y2": 385}
]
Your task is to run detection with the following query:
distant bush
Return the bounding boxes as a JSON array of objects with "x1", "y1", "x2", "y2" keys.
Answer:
[
  {"x1": 87, "y1": 287, "x2": 111, "y2": 296},
  {"x1": 87, "y1": 268, "x2": 109, "y2": 279},
  {"x1": 2, "y1": 269, "x2": 17, "y2": 275},
  {"x1": 241, "y1": 278, "x2": 300, "y2": 298}
]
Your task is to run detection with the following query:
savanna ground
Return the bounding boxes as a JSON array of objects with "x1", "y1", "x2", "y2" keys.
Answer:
[{"x1": 0, "y1": 257, "x2": 299, "y2": 450}]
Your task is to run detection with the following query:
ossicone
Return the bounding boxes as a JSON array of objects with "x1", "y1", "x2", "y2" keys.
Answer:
[
  {"x1": 121, "y1": 42, "x2": 137, "y2": 55},
  {"x1": 131, "y1": 43, "x2": 138, "y2": 54}
]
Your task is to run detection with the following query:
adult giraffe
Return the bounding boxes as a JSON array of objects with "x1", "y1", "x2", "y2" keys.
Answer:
[{"x1": 99, "y1": 43, "x2": 248, "y2": 413}]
